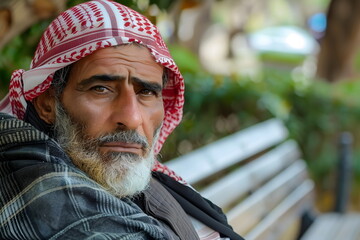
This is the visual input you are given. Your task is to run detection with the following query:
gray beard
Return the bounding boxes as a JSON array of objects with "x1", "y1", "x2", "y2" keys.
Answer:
[{"x1": 53, "y1": 99, "x2": 159, "y2": 198}]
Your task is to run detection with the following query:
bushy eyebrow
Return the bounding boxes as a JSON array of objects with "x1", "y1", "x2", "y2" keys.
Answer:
[
  {"x1": 132, "y1": 76, "x2": 163, "y2": 93},
  {"x1": 78, "y1": 75, "x2": 124, "y2": 88},
  {"x1": 78, "y1": 74, "x2": 163, "y2": 93}
]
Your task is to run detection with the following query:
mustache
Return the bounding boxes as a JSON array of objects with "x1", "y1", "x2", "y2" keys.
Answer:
[{"x1": 96, "y1": 130, "x2": 149, "y2": 150}]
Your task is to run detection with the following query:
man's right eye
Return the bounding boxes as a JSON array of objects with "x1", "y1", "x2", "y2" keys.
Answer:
[{"x1": 90, "y1": 85, "x2": 110, "y2": 93}]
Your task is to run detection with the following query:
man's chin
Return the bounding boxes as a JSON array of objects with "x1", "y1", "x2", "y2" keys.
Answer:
[
  {"x1": 70, "y1": 149, "x2": 155, "y2": 198},
  {"x1": 104, "y1": 158, "x2": 154, "y2": 198}
]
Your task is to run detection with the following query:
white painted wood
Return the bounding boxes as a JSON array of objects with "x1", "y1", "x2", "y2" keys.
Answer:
[
  {"x1": 166, "y1": 119, "x2": 288, "y2": 184},
  {"x1": 335, "y1": 214, "x2": 360, "y2": 240},
  {"x1": 244, "y1": 180, "x2": 314, "y2": 240},
  {"x1": 200, "y1": 140, "x2": 300, "y2": 208},
  {"x1": 226, "y1": 160, "x2": 308, "y2": 234},
  {"x1": 301, "y1": 213, "x2": 360, "y2": 240}
]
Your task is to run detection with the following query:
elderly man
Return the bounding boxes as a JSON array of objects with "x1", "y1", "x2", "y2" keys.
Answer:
[{"x1": 0, "y1": 1, "x2": 243, "y2": 239}]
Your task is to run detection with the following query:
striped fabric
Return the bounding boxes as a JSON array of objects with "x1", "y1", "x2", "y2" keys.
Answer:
[{"x1": 0, "y1": 0, "x2": 185, "y2": 183}]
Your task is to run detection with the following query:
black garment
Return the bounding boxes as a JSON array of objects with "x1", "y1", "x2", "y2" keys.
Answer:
[
  {"x1": 136, "y1": 178, "x2": 200, "y2": 240},
  {"x1": 153, "y1": 172, "x2": 245, "y2": 240}
]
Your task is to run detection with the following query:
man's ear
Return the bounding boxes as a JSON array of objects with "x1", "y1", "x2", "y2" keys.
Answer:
[{"x1": 33, "y1": 88, "x2": 56, "y2": 124}]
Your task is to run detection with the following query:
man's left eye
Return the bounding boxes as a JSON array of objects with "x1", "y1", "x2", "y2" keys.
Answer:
[
  {"x1": 90, "y1": 86, "x2": 110, "y2": 93},
  {"x1": 139, "y1": 89, "x2": 157, "y2": 96}
]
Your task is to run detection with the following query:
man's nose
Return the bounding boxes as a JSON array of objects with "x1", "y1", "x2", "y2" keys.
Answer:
[{"x1": 111, "y1": 91, "x2": 143, "y2": 130}]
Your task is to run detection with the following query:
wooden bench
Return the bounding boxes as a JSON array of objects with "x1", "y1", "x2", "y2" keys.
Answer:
[{"x1": 165, "y1": 118, "x2": 360, "y2": 240}]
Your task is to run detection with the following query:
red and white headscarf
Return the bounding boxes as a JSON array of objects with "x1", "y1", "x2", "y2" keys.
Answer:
[{"x1": 0, "y1": 0, "x2": 185, "y2": 182}]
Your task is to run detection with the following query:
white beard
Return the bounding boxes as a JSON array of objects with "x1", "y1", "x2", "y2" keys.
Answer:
[{"x1": 54, "y1": 99, "x2": 159, "y2": 198}]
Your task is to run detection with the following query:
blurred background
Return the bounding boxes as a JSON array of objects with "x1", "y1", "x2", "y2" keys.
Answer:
[{"x1": 1, "y1": 0, "x2": 360, "y2": 213}]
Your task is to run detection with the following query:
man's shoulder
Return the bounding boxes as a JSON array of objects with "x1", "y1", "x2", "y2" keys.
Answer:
[{"x1": 0, "y1": 111, "x2": 81, "y2": 186}]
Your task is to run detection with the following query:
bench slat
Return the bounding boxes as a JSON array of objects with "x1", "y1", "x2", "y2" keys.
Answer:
[
  {"x1": 227, "y1": 160, "x2": 308, "y2": 234},
  {"x1": 301, "y1": 213, "x2": 360, "y2": 240},
  {"x1": 201, "y1": 140, "x2": 300, "y2": 208},
  {"x1": 244, "y1": 180, "x2": 314, "y2": 240},
  {"x1": 166, "y1": 119, "x2": 288, "y2": 184},
  {"x1": 335, "y1": 214, "x2": 360, "y2": 240}
]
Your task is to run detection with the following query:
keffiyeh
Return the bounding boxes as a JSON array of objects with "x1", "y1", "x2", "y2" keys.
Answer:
[{"x1": 0, "y1": 0, "x2": 185, "y2": 182}]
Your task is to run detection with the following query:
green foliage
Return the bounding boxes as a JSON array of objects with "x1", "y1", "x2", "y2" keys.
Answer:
[
  {"x1": 259, "y1": 51, "x2": 307, "y2": 65},
  {"x1": 149, "y1": 0, "x2": 173, "y2": 10},
  {"x1": 168, "y1": 44, "x2": 202, "y2": 74},
  {"x1": 160, "y1": 51, "x2": 360, "y2": 191},
  {"x1": 0, "y1": 20, "x2": 52, "y2": 96}
]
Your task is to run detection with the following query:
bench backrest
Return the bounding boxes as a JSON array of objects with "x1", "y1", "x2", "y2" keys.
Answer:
[{"x1": 165, "y1": 118, "x2": 315, "y2": 240}]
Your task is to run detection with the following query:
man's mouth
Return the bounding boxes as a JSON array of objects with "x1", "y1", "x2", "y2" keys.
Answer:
[{"x1": 99, "y1": 142, "x2": 143, "y2": 155}]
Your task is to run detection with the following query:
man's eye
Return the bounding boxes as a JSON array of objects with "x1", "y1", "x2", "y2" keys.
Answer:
[
  {"x1": 90, "y1": 86, "x2": 110, "y2": 93},
  {"x1": 139, "y1": 89, "x2": 157, "y2": 96}
]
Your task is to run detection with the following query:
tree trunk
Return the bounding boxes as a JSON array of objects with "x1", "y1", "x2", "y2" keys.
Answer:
[{"x1": 317, "y1": 0, "x2": 360, "y2": 82}]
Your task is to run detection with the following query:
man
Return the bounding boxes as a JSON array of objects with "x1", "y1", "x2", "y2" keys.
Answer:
[{"x1": 0, "y1": 1, "x2": 244, "y2": 239}]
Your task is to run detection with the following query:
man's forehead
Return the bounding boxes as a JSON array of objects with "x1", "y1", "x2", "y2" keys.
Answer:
[{"x1": 65, "y1": 45, "x2": 163, "y2": 85}]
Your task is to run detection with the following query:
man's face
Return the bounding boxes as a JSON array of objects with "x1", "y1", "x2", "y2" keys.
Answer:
[
  {"x1": 53, "y1": 44, "x2": 165, "y2": 197},
  {"x1": 61, "y1": 44, "x2": 165, "y2": 155}
]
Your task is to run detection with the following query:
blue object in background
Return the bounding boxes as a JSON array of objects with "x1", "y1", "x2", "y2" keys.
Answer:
[{"x1": 308, "y1": 13, "x2": 327, "y2": 33}]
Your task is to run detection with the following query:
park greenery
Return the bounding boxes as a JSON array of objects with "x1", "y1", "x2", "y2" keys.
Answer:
[
  {"x1": 161, "y1": 46, "x2": 360, "y2": 205},
  {"x1": 1, "y1": 0, "x2": 359, "y2": 210}
]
